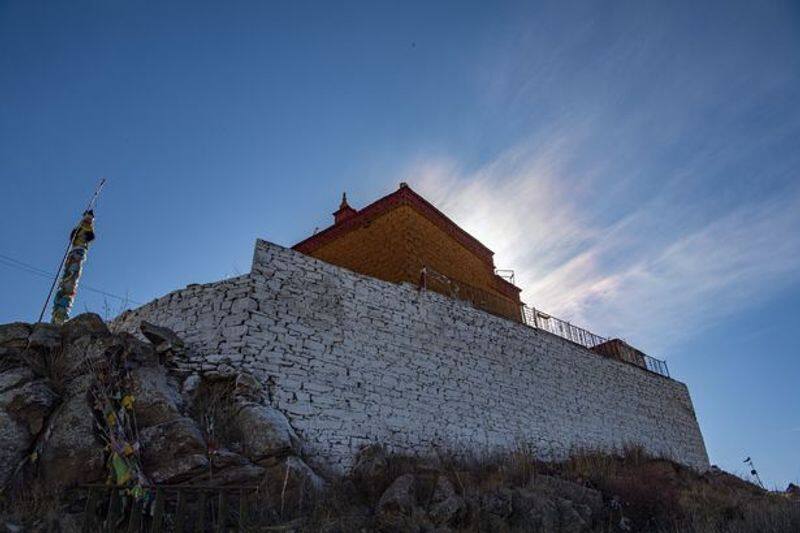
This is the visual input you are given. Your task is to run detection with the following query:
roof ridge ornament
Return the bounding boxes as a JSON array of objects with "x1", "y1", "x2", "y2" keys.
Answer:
[{"x1": 334, "y1": 191, "x2": 357, "y2": 225}]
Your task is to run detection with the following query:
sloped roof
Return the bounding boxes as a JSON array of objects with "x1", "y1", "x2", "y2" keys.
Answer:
[{"x1": 293, "y1": 184, "x2": 494, "y2": 259}]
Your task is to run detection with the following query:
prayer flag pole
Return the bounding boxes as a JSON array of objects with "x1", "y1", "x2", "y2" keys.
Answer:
[{"x1": 38, "y1": 178, "x2": 107, "y2": 324}]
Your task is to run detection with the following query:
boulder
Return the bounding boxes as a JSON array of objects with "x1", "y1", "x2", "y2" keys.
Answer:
[
  {"x1": 181, "y1": 373, "x2": 201, "y2": 396},
  {"x1": 0, "y1": 365, "x2": 34, "y2": 394},
  {"x1": 5, "y1": 377, "x2": 59, "y2": 435},
  {"x1": 27, "y1": 323, "x2": 61, "y2": 353},
  {"x1": 60, "y1": 313, "x2": 110, "y2": 343},
  {"x1": 0, "y1": 369, "x2": 35, "y2": 486},
  {"x1": 428, "y1": 476, "x2": 465, "y2": 526},
  {"x1": 236, "y1": 402, "x2": 300, "y2": 462},
  {"x1": 127, "y1": 366, "x2": 183, "y2": 427},
  {"x1": 510, "y1": 487, "x2": 593, "y2": 532},
  {"x1": 113, "y1": 333, "x2": 158, "y2": 367},
  {"x1": 38, "y1": 376, "x2": 105, "y2": 487},
  {"x1": 260, "y1": 456, "x2": 324, "y2": 511},
  {"x1": 0, "y1": 366, "x2": 58, "y2": 487},
  {"x1": 351, "y1": 444, "x2": 390, "y2": 500},
  {"x1": 378, "y1": 474, "x2": 417, "y2": 517},
  {"x1": 140, "y1": 321, "x2": 185, "y2": 355},
  {"x1": 482, "y1": 487, "x2": 514, "y2": 518},
  {"x1": 0, "y1": 322, "x2": 31, "y2": 350},
  {"x1": 185, "y1": 450, "x2": 266, "y2": 486},
  {"x1": 234, "y1": 372, "x2": 263, "y2": 402},
  {"x1": 531, "y1": 474, "x2": 604, "y2": 515},
  {"x1": 55, "y1": 335, "x2": 123, "y2": 392},
  {"x1": 555, "y1": 497, "x2": 592, "y2": 533},
  {"x1": 510, "y1": 488, "x2": 559, "y2": 531},
  {"x1": 138, "y1": 417, "x2": 209, "y2": 484}
]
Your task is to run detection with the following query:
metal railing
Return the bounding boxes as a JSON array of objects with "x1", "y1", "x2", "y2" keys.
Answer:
[
  {"x1": 494, "y1": 268, "x2": 516, "y2": 285},
  {"x1": 521, "y1": 304, "x2": 670, "y2": 378},
  {"x1": 419, "y1": 266, "x2": 520, "y2": 320},
  {"x1": 642, "y1": 355, "x2": 670, "y2": 377},
  {"x1": 521, "y1": 305, "x2": 608, "y2": 348},
  {"x1": 416, "y1": 267, "x2": 670, "y2": 378}
]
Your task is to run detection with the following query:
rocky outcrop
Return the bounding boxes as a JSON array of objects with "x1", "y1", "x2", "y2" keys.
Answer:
[
  {"x1": 349, "y1": 444, "x2": 606, "y2": 532},
  {"x1": 0, "y1": 314, "x2": 322, "y2": 498},
  {"x1": 3, "y1": 314, "x2": 795, "y2": 532},
  {"x1": 0, "y1": 367, "x2": 40, "y2": 485}
]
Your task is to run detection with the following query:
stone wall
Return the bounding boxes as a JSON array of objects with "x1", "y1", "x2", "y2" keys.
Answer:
[{"x1": 112, "y1": 239, "x2": 709, "y2": 473}]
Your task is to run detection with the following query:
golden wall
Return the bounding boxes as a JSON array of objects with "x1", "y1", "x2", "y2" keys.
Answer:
[{"x1": 306, "y1": 205, "x2": 521, "y2": 321}]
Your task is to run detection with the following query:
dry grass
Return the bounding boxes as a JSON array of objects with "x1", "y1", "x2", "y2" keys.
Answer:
[
  {"x1": 188, "y1": 375, "x2": 243, "y2": 451},
  {"x1": 3, "y1": 445, "x2": 798, "y2": 532},
  {"x1": 18, "y1": 345, "x2": 70, "y2": 396},
  {"x1": 0, "y1": 482, "x2": 76, "y2": 532},
  {"x1": 318, "y1": 445, "x2": 800, "y2": 533}
]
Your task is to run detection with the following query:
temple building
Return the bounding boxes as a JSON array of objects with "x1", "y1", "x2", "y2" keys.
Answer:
[{"x1": 293, "y1": 183, "x2": 523, "y2": 321}]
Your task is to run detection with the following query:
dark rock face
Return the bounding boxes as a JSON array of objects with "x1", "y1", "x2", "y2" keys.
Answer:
[
  {"x1": 0, "y1": 314, "x2": 319, "y2": 498},
  {"x1": 140, "y1": 320, "x2": 185, "y2": 356},
  {"x1": 378, "y1": 473, "x2": 417, "y2": 516},
  {"x1": 365, "y1": 469, "x2": 603, "y2": 532},
  {"x1": 428, "y1": 476, "x2": 466, "y2": 526},
  {"x1": 3, "y1": 371, "x2": 58, "y2": 435},
  {"x1": 139, "y1": 417, "x2": 209, "y2": 484},
  {"x1": 127, "y1": 366, "x2": 184, "y2": 427},
  {"x1": 60, "y1": 313, "x2": 110, "y2": 343},
  {"x1": 260, "y1": 456, "x2": 325, "y2": 505},
  {"x1": 531, "y1": 473, "x2": 604, "y2": 516},
  {"x1": 352, "y1": 444, "x2": 389, "y2": 481},
  {"x1": 26, "y1": 323, "x2": 61, "y2": 353},
  {"x1": 0, "y1": 368, "x2": 37, "y2": 485},
  {"x1": 0, "y1": 322, "x2": 32, "y2": 352},
  {"x1": 236, "y1": 402, "x2": 300, "y2": 462},
  {"x1": 38, "y1": 375, "x2": 105, "y2": 487}
]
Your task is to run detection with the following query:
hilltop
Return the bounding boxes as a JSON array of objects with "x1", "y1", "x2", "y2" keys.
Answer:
[{"x1": 1, "y1": 314, "x2": 798, "y2": 532}]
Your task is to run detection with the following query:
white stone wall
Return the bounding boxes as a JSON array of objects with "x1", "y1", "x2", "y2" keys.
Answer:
[{"x1": 113, "y1": 239, "x2": 709, "y2": 473}]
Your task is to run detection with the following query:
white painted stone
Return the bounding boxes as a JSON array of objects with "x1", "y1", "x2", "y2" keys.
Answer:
[{"x1": 112, "y1": 239, "x2": 710, "y2": 474}]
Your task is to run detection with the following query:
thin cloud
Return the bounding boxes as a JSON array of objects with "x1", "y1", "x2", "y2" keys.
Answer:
[
  {"x1": 403, "y1": 2, "x2": 800, "y2": 354},
  {"x1": 410, "y1": 144, "x2": 800, "y2": 353}
]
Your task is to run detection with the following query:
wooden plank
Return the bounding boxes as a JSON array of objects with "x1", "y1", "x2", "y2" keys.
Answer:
[
  {"x1": 174, "y1": 490, "x2": 187, "y2": 533},
  {"x1": 82, "y1": 487, "x2": 99, "y2": 533},
  {"x1": 238, "y1": 489, "x2": 247, "y2": 532},
  {"x1": 195, "y1": 491, "x2": 207, "y2": 533},
  {"x1": 127, "y1": 499, "x2": 142, "y2": 533},
  {"x1": 216, "y1": 492, "x2": 227, "y2": 533},
  {"x1": 151, "y1": 488, "x2": 165, "y2": 533},
  {"x1": 107, "y1": 490, "x2": 120, "y2": 533}
]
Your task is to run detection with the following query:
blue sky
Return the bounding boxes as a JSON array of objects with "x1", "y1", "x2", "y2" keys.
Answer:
[{"x1": 1, "y1": 1, "x2": 798, "y2": 488}]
